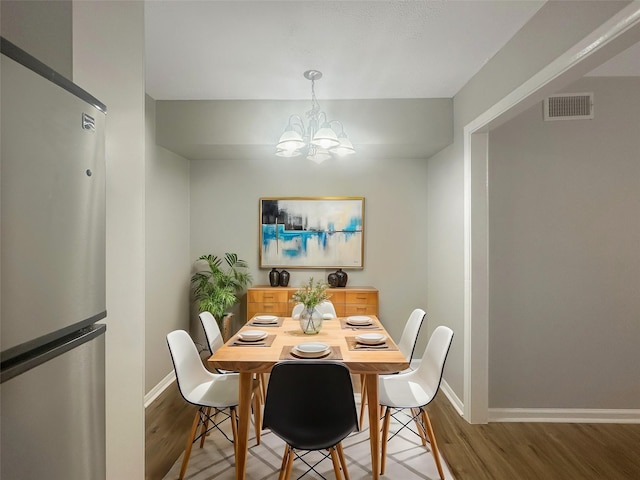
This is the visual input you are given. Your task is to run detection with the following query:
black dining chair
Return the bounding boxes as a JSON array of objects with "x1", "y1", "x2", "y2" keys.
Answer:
[{"x1": 262, "y1": 361, "x2": 359, "y2": 480}]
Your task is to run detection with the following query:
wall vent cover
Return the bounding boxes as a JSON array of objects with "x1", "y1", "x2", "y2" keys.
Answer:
[{"x1": 544, "y1": 93, "x2": 594, "y2": 121}]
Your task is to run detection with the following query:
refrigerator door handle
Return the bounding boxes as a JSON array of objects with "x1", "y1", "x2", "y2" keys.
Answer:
[{"x1": 1, "y1": 324, "x2": 106, "y2": 384}]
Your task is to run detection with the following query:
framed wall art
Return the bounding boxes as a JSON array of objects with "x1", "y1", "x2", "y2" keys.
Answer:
[{"x1": 259, "y1": 197, "x2": 364, "y2": 268}]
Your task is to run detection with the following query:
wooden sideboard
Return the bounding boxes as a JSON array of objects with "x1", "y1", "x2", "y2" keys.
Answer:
[{"x1": 246, "y1": 285, "x2": 378, "y2": 320}]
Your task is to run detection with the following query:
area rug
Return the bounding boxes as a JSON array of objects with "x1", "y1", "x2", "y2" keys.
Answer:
[{"x1": 162, "y1": 405, "x2": 455, "y2": 480}]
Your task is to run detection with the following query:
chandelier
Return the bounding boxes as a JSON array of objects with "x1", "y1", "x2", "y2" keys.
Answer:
[{"x1": 276, "y1": 70, "x2": 355, "y2": 164}]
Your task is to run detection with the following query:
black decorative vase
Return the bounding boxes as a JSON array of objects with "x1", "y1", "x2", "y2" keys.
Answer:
[
  {"x1": 327, "y1": 271, "x2": 338, "y2": 288},
  {"x1": 279, "y1": 269, "x2": 290, "y2": 287},
  {"x1": 269, "y1": 268, "x2": 280, "y2": 287},
  {"x1": 335, "y1": 268, "x2": 348, "y2": 287}
]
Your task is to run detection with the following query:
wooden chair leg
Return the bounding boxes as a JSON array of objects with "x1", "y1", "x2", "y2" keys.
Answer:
[
  {"x1": 337, "y1": 442, "x2": 351, "y2": 480},
  {"x1": 380, "y1": 406, "x2": 391, "y2": 475},
  {"x1": 230, "y1": 407, "x2": 238, "y2": 459},
  {"x1": 278, "y1": 444, "x2": 290, "y2": 480},
  {"x1": 258, "y1": 373, "x2": 267, "y2": 402},
  {"x1": 412, "y1": 407, "x2": 427, "y2": 446},
  {"x1": 421, "y1": 408, "x2": 445, "y2": 480},
  {"x1": 199, "y1": 406, "x2": 211, "y2": 448},
  {"x1": 179, "y1": 408, "x2": 201, "y2": 480},
  {"x1": 283, "y1": 445, "x2": 295, "y2": 480},
  {"x1": 329, "y1": 447, "x2": 344, "y2": 480},
  {"x1": 252, "y1": 384, "x2": 262, "y2": 445},
  {"x1": 358, "y1": 373, "x2": 368, "y2": 429}
]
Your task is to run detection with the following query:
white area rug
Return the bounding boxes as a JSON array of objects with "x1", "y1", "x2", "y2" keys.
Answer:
[{"x1": 162, "y1": 406, "x2": 455, "y2": 480}]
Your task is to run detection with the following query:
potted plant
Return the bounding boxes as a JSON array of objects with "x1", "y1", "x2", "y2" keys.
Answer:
[
  {"x1": 191, "y1": 253, "x2": 252, "y2": 339},
  {"x1": 291, "y1": 277, "x2": 330, "y2": 334}
]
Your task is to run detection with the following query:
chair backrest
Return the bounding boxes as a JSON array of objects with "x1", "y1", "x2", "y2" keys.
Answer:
[
  {"x1": 262, "y1": 361, "x2": 358, "y2": 451},
  {"x1": 166, "y1": 329, "x2": 215, "y2": 405},
  {"x1": 291, "y1": 302, "x2": 304, "y2": 318},
  {"x1": 291, "y1": 300, "x2": 337, "y2": 319},
  {"x1": 396, "y1": 308, "x2": 426, "y2": 361},
  {"x1": 315, "y1": 300, "x2": 337, "y2": 318},
  {"x1": 199, "y1": 311, "x2": 223, "y2": 355},
  {"x1": 415, "y1": 325, "x2": 454, "y2": 394}
]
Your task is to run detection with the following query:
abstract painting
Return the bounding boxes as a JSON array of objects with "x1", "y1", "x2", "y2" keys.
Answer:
[{"x1": 260, "y1": 197, "x2": 364, "y2": 268}]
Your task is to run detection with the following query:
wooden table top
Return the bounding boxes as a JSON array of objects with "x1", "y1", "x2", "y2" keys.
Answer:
[{"x1": 208, "y1": 316, "x2": 409, "y2": 375}]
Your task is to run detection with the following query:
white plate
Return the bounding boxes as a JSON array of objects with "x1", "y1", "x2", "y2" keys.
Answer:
[
  {"x1": 355, "y1": 333, "x2": 387, "y2": 345},
  {"x1": 253, "y1": 315, "x2": 278, "y2": 324},
  {"x1": 238, "y1": 330, "x2": 268, "y2": 342},
  {"x1": 292, "y1": 342, "x2": 330, "y2": 358},
  {"x1": 347, "y1": 315, "x2": 372, "y2": 326}
]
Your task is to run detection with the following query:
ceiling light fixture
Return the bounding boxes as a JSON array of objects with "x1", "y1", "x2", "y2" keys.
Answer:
[{"x1": 276, "y1": 70, "x2": 355, "y2": 164}]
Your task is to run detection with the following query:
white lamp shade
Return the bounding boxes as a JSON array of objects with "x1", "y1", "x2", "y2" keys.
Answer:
[
  {"x1": 277, "y1": 130, "x2": 305, "y2": 151},
  {"x1": 330, "y1": 137, "x2": 356, "y2": 156},
  {"x1": 311, "y1": 127, "x2": 340, "y2": 149}
]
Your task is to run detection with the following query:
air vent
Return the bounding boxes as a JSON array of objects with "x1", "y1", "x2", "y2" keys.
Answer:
[{"x1": 544, "y1": 93, "x2": 594, "y2": 121}]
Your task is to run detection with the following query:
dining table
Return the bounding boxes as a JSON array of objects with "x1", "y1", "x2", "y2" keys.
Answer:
[{"x1": 208, "y1": 315, "x2": 409, "y2": 480}]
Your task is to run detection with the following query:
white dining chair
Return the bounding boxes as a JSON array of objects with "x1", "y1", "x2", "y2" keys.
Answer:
[
  {"x1": 291, "y1": 300, "x2": 337, "y2": 319},
  {"x1": 359, "y1": 308, "x2": 426, "y2": 428},
  {"x1": 200, "y1": 310, "x2": 268, "y2": 403},
  {"x1": 199, "y1": 311, "x2": 224, "y2": 357},
  {"x1": 378, "y1": 325, "x2": 453, "y2": 479},
  {"x1": 167, "y1": 329, "x2": 262, "y2": 480}
]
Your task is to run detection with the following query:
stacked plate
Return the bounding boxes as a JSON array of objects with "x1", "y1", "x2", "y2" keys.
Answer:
[
  {"x1": 252, "y1": 315, "x2": 278, "y2": 325},
  {"x1": 355, "y1": 333, "x2": 387, "y2": 345},
  {"x1": 346, "y1": 315, "x2": 373, "y2": 326},
  {"x1": 291, "y1": 342, "x2": 331, "y2": 358},
  {"x1": 237, "y1": 330, "x2": 268, "y2": 342}
]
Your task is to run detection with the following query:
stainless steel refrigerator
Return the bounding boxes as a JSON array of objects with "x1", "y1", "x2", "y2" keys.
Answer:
[{"x1": 1, "y1": 37, "x2": 107, "y2": 480}]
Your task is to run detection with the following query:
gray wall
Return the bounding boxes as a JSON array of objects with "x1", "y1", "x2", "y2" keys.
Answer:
[
  {"x1": 73, "y1": 2, "x2": 146, "y2": 477},
  {"x1": 145, "y1": 95, "x2": 191, "y2": 391},
  {"x1": 0, "y1": 0, "x2": 73, "y2": 78},
  {"x1": 489, "y1": 77, "x2": 640, "y2": 409},
  {"x1": 426, "y1": 0, "x2": 632, "y2": 401},
  {"x1": 189, "y1": 156, "x2": 430, "y2": 346},
  {"x1": 155, "y1": 98, "x2": 453, "y2": 162}
]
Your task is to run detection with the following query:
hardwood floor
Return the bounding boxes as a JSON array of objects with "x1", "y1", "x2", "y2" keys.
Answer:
[
  {"x1": 145, "y1": 381, "x2": 196, "y2": 480},
  {"x1": 428, "y1": 393, "x2": 640, "y2": 480}
]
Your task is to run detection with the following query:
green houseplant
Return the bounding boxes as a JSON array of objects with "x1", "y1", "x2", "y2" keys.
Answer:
[{"x1": 191, "y1": 253, "x2": 253, "y2": 333}]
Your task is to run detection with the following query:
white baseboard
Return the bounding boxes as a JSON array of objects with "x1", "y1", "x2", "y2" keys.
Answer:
[
  {"x1": 488, "y1": 407, "x2": 640, "y2": 424},
  {"x1": 433, "y1": 379, "x2": 640, "y2": 424},
  {"x1": 144, "y1": 371, "x2": 176, "y2": 408},
  {"x1": 439, "y1": 379, "x2": 464, "y2": 417}
]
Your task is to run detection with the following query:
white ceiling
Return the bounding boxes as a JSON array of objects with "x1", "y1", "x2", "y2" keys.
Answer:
[{"x1": 145, "y1": 0, "x2": 549, "y2": 101}]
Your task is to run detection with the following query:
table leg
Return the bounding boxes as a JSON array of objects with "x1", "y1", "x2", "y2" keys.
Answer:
[
  {"x1": 364, "y1": 373, "x2": 380, "y2": 480},
  {"x1": 236, "y1": 372, "x2": 253, "y2": 480}
]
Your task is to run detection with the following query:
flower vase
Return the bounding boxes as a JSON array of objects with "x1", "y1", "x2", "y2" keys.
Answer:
[
  {"x1": 299, "y1": 306, "x2": 322, "y2": 334},
  {"x1": 279, "y1": 269, "x2": 290, "y2": 287},
  {"x1": 335, "y1": 268, "x2": 348, "y2": 287}
]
